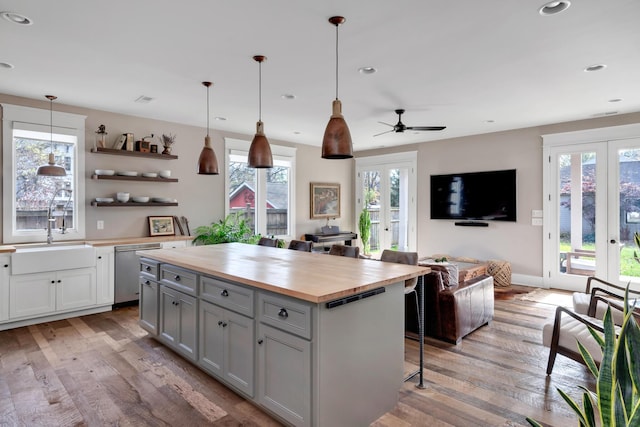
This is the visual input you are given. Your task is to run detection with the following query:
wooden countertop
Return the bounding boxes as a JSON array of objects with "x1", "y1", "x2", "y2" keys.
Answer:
[
  {"x1": 138, "y1": 243, "x2": 429, "y2": 303},
  {"x1": 0, "y1": 235, "x2": 193, "y2": 253}
]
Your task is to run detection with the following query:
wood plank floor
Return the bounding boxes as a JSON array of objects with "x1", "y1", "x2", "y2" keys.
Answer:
[{"x1": 0, "y1": 286, "x2": 593, "y2": 426}]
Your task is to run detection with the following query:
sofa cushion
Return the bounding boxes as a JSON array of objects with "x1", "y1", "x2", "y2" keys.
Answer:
[
  {"x1": 421, "y1": 262, "x2": 459, "y2": 288},
  {"x1": 542, "y1": 314, "x2": 615, "y2": 363}
]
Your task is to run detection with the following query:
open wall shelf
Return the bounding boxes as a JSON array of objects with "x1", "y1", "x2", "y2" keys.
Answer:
[
  {"x1": 91, "y1": 174, "x2": 178, "y2": 183},
  {"x1": 91, "y1": 147, "x2": 178, "y2": 160},
  {"x1": 91, "y1": 201, "x2": 178, "y2": 207}
]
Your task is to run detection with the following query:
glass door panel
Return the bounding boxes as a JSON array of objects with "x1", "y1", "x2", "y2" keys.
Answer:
[{"x1": 360, "y1": 169, "x2": 382, "y2": 255}]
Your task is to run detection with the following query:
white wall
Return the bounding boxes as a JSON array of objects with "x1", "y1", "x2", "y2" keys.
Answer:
[
  {"x1": 357, "y1": 112, "x2": 640, "y2": 280},
  {"x1": 0, "y1": 93, "x2": 354, "y2": 242}
]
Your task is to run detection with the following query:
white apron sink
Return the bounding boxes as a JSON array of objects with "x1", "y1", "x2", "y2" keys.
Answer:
[{"x1": 11, "y1": 244, "x2": 96, "y2": 274}]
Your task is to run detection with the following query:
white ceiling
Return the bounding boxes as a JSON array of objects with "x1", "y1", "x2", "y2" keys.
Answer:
[{"x1": 1, "y1": 1, "x2": 638, "y2": 152}]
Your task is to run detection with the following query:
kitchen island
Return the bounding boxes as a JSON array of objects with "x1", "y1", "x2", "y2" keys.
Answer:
[{"x1": 137, "y1": 243, "x2": 428, "y2": 427}]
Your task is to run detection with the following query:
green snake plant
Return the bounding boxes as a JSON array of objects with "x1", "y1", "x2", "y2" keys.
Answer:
[
  {"x1": 359, "y1": 208, "x2": 371, "y2": 255},
  {"x1": 527, "y1": 287, "x2": 640, "y2": 427}
]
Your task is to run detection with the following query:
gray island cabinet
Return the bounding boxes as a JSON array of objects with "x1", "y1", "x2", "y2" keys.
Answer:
[{"x1": 137, "y1": 243, "x2": 428, "y2": 427}]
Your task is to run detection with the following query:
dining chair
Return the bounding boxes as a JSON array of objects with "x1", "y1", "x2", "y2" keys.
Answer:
[
  {"x1": 288, "y1": 240, "x2": 313, "y2": 252},
  {"x1": 328, "y1": 244, "x2": 360, "y2": 258},
  {"x1": 257, "y1": 237, "x2": 279, "y2": 247}
]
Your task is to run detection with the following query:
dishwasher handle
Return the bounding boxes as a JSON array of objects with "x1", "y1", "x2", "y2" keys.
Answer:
[{"x1": 115, "y1": 243, "x2": 162, "y2": 252}]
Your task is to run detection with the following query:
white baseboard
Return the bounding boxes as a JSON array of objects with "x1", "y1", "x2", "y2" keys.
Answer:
[
  {"x1": 511, "y1": 273, "x2": 546, "y2": 288},
  {"x1": 0, "y1": 304, "x2": 113, "y2": 331}
]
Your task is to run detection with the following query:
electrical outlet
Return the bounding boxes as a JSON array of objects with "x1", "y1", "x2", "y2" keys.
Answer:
[
  {"x1": 532, "y1": 218, "x2": 543, "y2": 226},
  {"x1": 532, "y1": 210, "x2": 543, "y2": 218},
  {"x1": 97, "y1": 220, "x2": 104, "y2": 230}
]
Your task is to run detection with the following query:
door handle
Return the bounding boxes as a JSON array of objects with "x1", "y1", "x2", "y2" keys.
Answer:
[{"x1": 610, "y1": 239, "x2": 617, "y2": 244}]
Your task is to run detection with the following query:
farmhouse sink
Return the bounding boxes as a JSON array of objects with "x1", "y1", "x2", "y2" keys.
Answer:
[{"x1": 11, "y1": 243, "x2": 96, "y2": 274}]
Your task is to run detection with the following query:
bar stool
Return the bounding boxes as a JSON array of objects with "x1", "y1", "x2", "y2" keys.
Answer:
[{"x1": 380, "y1": 249, "x2": 419, "y2": 338}]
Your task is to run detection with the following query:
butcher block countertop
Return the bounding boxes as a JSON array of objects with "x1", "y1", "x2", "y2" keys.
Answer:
[{"x1": 138, "y1": 243, "x2": 429, "y2": 303}]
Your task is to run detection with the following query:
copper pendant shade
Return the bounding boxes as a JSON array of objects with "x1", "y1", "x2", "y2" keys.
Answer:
[
  {"x1": 248, "y1": 55, "x2": 273, "y2": 168},
  {"x1": 322, "y1": 16, "x2": 353, "y2": 159},
  {"x1": 37, "y1": 95, "x2": 67, "y2": 176},
  {"x1": 197, "y1": 81, "x2": 219, "y2": 175}
]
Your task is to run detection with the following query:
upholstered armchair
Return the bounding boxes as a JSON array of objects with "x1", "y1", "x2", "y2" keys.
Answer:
[{"x1": 572, "y1": 276, "x2": 640, "y2": 325}]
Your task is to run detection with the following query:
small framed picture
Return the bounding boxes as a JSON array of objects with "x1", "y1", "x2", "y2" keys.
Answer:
[
  {"x1": 150, "y1": 144, "x2": 158, "y2": 153},
  {"x1": 310, "y1": 182, "x2": 341, "y2": 219},
  {"x1": 148, "y1": 216, "x2": 175, "y2": 236}
]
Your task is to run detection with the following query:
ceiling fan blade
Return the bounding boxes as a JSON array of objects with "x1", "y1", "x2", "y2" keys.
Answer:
[
  {"x1": 373, "y1": 129, "x2": 394, "y2": 137},
  {"x1": 405, "y1": 126, "x2": 446, "y2": 131},
  {"x1": 377, "y1": 121, "x2": 395, "y2": 128}
]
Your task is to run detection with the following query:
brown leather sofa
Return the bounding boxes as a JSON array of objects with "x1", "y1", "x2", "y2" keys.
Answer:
[{"x1": 406, "y1": 270, "x2": 494, "y2": 344}]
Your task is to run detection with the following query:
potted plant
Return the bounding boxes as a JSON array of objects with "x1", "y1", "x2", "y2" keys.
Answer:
[
  {"x1": 527, "y1": 288, "x2": 640, "y2": 427},
  {"x1": 359, "y1": 208, "x2": 371, "y2": 256},
  {"x1": 192, "y1": 212, "x2": 261, "y2": 245}
]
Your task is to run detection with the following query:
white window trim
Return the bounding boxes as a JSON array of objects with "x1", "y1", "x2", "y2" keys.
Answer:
[
  {"x1": 2, "y1": 103, "x2": 87, "y2": 244},
  {"x1": 224, "y1": 138, "x2": 296, "y2": 240}
]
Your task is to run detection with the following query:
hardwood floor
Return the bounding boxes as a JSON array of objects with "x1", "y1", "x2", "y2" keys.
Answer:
[{"x1": 0, "y1": 286, "x2": 593, "y2": 426}]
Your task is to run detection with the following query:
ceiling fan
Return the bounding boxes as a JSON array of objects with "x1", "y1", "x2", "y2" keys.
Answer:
[{"x1": 374, "y1": 109, "x2": 446, "y2": 137}]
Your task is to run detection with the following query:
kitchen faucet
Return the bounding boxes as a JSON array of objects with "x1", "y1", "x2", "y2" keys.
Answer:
[{"x1": 46, "y1": 188, "x2": 72, "y2": 244}]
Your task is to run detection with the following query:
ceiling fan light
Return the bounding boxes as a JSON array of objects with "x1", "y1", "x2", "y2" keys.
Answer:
[
  {"x1": 322, "y1": 99, "x2": 353, "y2": 159},
  {"x1": 248, "y1": 121, "x2": 273, "y2": 168},
  {"x1": 198, "y1": 135, "x2": 219, "y2": 175}
]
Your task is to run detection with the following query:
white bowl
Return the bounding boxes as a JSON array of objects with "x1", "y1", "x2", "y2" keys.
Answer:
[
  {"x1": 158, "y1": 170, "x2": 171, "y2": 178},
  {"x1": 116, "y1": 192, "x2": 130, "y2": 203},
  {"x1": 116, "y1": 171, "x2": 138, "y2": 177},
  {"x1": 141, "y1": 172, "x2": 158, "y2": 178},
  {"x1": 95, "y1": 197, "x2": 114, "y2": 203},
  {"x1": 132, "y1": 196, "x2": 150, "y2": 203},
  {"x1": 151, "y1": 197, "x2": 172, "y2": 203},
  {"x1": 95, "y1": 169, "x2": 115, "y2": 176}
]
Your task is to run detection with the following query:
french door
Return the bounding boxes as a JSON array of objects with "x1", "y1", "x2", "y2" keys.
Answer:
[
  {"x1": 544, "y1": 137, "x2": 640, "y2": 292},
  {"x1": 355, "y1": 153, "x2": 417, "y2": 256}
]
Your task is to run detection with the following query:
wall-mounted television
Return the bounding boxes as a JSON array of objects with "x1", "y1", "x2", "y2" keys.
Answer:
[{"x1": 430, "y1": 169, "x2": 517, "y2": 222}]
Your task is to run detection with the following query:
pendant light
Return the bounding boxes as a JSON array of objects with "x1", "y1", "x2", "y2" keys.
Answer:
[
  {"x1": 322, "y1": 16, "x2": 353, "y2": 159},
  {"x1": 37, "y1": 95, "x2": 67, "y2": 176},
  {"x1": 248, "y1": 55, "x2": 273, "y2": 168},
  {"x1": 197, "y1": 81, "x2": 219, "y2": 175}
]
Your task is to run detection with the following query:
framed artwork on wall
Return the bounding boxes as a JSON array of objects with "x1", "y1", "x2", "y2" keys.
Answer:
[
  {"x1": 148, "y1": 216, "x2": 175, "y2": 236},
  {"x1": 310, "y1": 182, "x2": 340, "y2": 219}
]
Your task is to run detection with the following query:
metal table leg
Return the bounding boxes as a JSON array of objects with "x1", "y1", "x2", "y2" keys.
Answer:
[{"x1": 404, "y1": 274, "x2": 426, "y2": 388}]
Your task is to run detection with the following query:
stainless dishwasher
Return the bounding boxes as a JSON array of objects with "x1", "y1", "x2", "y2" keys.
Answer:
[{"x1": 114, "y1": 242, "x2": 162, "y2": 305}]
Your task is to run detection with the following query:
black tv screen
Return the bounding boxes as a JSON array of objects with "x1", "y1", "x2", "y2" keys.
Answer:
[{"x1": 430, "y1": 169, "x2": 517, "y2": 222}]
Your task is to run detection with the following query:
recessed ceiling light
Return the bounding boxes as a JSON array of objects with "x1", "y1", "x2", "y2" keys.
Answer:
[
  {"x1": 538, "y1": 1, "x2": 571, "y2": 16},
  {"x1": 1, "y1": 11, "x2": 33, "y2": 25},
  {"x1": 584, "y1": 64, "x2": 607, "y2": 72},
  {"x1": 214, "y1": 116, "x2": 226, "y2": 121},
  {"x1": 485, "y1": 120, "x2": 495, "y2": 123},
  {"x1": 0, "y1": 62, "x2": 15, "y2": 69},
  {"x1": 281, "y1": 94, "x2": 296, "y2": 100},
  {"x1": 293, "y1": 131, "x2": 301, "y2": 135},
  {"x1": 608, "y1": 98, "x2": 623, "y2": 103},
  {"x1": 358, "y1": 67, "x2": 377, "y2": 75},
  {"x1": 604, "y1": 111, "x2": 618, "y2": 116},
  {"x1": 134, "y1": 95, "x2": 154, "y2": 104}
]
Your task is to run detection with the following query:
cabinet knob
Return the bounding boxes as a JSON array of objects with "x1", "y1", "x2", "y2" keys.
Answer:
[
  {"x1": 218, "y1": 320, "x2": 224, "y2": 326},
  {"x1": 221, "y1": 289, "x2": 229, "y2": 297},
  {"x1": 57, "y1": 280, "x2": 62, "y2": 283},
  {"x1": 278, "y1": 308, "x2": 289, "y2": 319},
  {"x1": 174, "y1": 275, "x2": 181, "y2": 282},
  {"x1": 98, "y1": 256, "x2": 102, "y2": 260},
  {"x1": 145, "y1": 280, "x2": 151, "y2": 286},
  {"x1": 3, "y1": 264, "x2": 8, "y2": 268},
  {"x1": 145, "y1": 266, "x2": 151, "y2": 271},
  {"x1": 51, "y1": 280, "x2": 55, "y2": 284},
  {"x1": 257, "y1": 339, "x2": 263, "y2": 345}
]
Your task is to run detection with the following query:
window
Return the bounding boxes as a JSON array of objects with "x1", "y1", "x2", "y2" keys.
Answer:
[
  {"x1": 225, "y1": 138, "x2": 296, "y2": 239},
  {"x1": 2, "y1": 103, "x2": 86, "y2": 243}
]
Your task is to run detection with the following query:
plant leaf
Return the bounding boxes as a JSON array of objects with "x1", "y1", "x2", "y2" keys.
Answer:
[
  {"x1": 582, "y1": 391, "x2": 596, "y2": 427},
  {"x1": 577, "y1": 339, "x2": 600, "y2": 379},
  {"x1": 626, "y1": 314, "x2": 640, "y2": 396},
  {"x1": 557, "y1": 387, "x2": 590, "y2": 426},
  {"x1": 596, "y1": 307, "x2": 616, "y2": 426},
  {"x1": 525, "y1": 417, "x2": 544, "y2": 427}
]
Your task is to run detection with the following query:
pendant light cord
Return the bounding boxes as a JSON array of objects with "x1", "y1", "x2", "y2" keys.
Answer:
[
  {"x1": 258, "y1": 60, "x2": 262, "y2": 121},
  {"x1": 49, "y1": 97, "x2": 54, "y2": 154},
  {"x1": 335, "y1": 23, "x2": 339, "y2": 100},
  {"x1": 206, "y1": 84, "x2": 210, "y2": 137}
]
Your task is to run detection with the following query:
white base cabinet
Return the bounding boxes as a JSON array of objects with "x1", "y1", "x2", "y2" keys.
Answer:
[
  {"x1": 9, "y1": 268, "x2": 96, "y2": 319},
  {"x1": 96, "y1": 246, "x2": 115, "y2": 305},
  {"x1": 0, "y1": 255, "x2": 11, "y2": 322}
]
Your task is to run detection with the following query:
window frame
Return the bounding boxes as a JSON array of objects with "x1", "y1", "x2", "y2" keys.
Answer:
[
  {"x1": 2, "y1": 103, "x2": 87, "y2": 244},
  {"x1": 225, "y1": 138, "x2": 296, "y2": 240}
]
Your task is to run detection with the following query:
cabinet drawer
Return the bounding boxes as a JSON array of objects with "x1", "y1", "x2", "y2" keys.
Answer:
[
  {"x1": 201, "y1": 276, "x2": 254, "y2": 318},
  {"x1": 140, "y1": 258, "x2": 160, "y2": 280},
  {"x1": 258, "y1": 292, "x2": 312, "y2": 340},
  {"x1": 160, "y1": 265, "x2": 197, "y2": 296}
]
